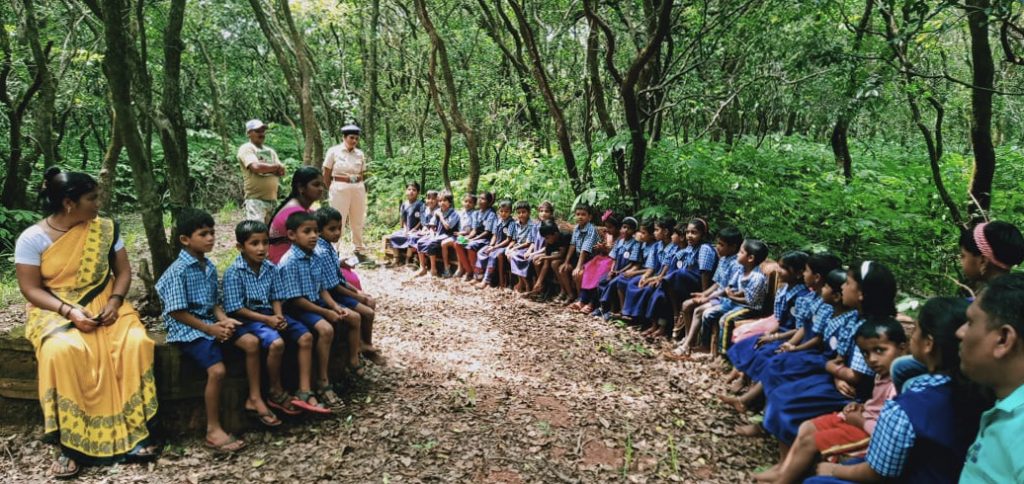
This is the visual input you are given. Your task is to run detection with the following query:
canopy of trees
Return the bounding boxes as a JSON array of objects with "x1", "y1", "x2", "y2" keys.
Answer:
[{"x1": 1, "y1": 0, "x2": 1023, "y2": 289}]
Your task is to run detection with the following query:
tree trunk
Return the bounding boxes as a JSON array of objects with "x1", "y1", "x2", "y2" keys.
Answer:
[
  {"x1": 507, "y1": 0, "x2": 581, "y2": 193},
  {"x1": 965, "y1": 0, "x2": 996, "y2": 219},
  {"x1": 197, "y1": 41, "x2": 231, "y2": 156},
  {"x1": 97, "y1": 117, "x2": 122, "y2": 210},
  {"x1": 101, "y1": 0, "x2": 174, "y2": 275},
  {"x1": 158, "y1": 0, "x2": 191, "y2": 215},
  {"x1": 830, "y1": 117, "x2": 853, "y2": 180},
  {"x1": 18, "y1": 0, "x2": 57, "y2": 170},
  {"x1": 0, "y1": 7, "x2": 47, "y2": 209},
  {"x1": 620, "y1": 0, "x2": 672, "y2": 209},
  {"x1": 364, "y1": 0, "x2": 380, "y2": 158},
  {"x1": 415, "y1": 0, "x2": 479, "y2": 193},
  {"x1": 427, "y1": 46, "x2": 454, "y2": 191}
]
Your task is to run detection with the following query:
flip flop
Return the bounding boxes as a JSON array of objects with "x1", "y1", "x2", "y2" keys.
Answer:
[
  {"x1": 292, "y1": 391, "x2": 332, "y2": 415},
  {"x1": 245, "y1": 408, "x2": 282, "y2": 427},
  {"x1": 316, "y1": 384, "x2": 345, "y2": 410},
  {"x1": 51, "y1": 455, "x2": 79, "y2": 480},
  {"x1": 267, "y1": 392, "x2": 302, "y2": 416},
  {"x1": 126, "y1": 441, "x2": 162, "y2": 462},
  {"x1": 205, "y1": 435, "x2": 246, "y2": 453}
]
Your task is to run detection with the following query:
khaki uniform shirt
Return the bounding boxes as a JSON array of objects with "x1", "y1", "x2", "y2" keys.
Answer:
[
  {"x1": 237, "y1": 142, "x2": 282, "y2": 201},
  {"x1": 323, "y1": 145, "x2": 366, "y2": 179}
]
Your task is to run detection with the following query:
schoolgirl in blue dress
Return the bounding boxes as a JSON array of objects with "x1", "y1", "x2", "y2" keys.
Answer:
[
  {"x1": 414, "y1": 191, "x2": 460, "y2": 278},
  {"x1": 808, "y1": 297, "x2": 984, "y2": 483},
  {"x1": 386, "y1": 182, "x2": 425, "y2": 265},
  {"x1": 475, "y1": 200, "x2": 515, "y2": 288},
  {"x1": 455, "y1": 191, "x2": 496, "y2": 282},
  {"x1": 445, "y1": 193, "x2": 477, "y2": 278},
  {"x1": 591, "y1": 217, "x2": 641, "y2": 318},
  {"x1": 507, "y1": 201, "x2": 539, "y2": 293},
  {"x1": 604, "y1": 219, "x2": 656, "y2": 317},
  {"x1": 655, "y1": 219, "x2": 717, "y2": 328},
  {"x1": 406, "y1": 190, "x2": 439, "y2": 266},
  {"x1": 760, "y1": 262, "x2": 898, "y2": 448},
  {"x1": 620, "y1": 218, "x2": 675, "y2": 322}
]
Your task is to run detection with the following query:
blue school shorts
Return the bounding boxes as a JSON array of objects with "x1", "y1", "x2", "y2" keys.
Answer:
[
  {"x1": 332, "y1": 292, "x2": 360, "y2": 309},
  {"x1": 286, "y1": 310, "x2": 328, "y2": 331},
  {"x1": 243, "y1": 310, "x2": 310, "y2": 343},
  {"x1": 177, "y1": 337, "x2": 223, "y2": 370},
  {"x1": 233, "y1": 321, "x2": 282, "y2": 349}
]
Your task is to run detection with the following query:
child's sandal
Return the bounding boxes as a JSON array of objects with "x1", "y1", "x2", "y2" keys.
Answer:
[
  {"x1": 267, "y1": 391, "x2": 302, "y2": 416},
  {"x1": 315, "y1": 384, "x2": 345, "y2": 410},
  {"x1": 292, "y1": 391, "x2": 332, "y2": 415}
]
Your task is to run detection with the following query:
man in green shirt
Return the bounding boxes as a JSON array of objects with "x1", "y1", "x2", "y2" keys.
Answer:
[
  {"x1": 958, "y1": 273, "x2": 1024, "y2": 483},
  {"x1": 237, "y1": 119, "x2": 286, "y2": 223}
]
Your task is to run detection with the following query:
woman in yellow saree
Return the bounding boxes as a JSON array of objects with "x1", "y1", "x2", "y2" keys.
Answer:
[{"x1": 15, "y1": 168, "x2": 158, "y2": 478}]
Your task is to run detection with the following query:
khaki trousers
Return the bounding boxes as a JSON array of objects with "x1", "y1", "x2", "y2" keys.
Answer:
[{"x1": 328, "y1": 181, "x2": 367, "y2": 253}]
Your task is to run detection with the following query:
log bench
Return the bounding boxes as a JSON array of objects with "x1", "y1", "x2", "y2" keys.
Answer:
[{"x1": 0, "y1": 324, "x2": 352, "y2": 435}]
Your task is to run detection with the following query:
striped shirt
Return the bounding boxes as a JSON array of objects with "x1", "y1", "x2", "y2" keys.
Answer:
[
  {"x1": 712, "y1": 254, "x2": 738, "y2": 288},
  {"x1": 156, "y1": 250, "x2": 218, "y2": 343},
  {"x1": 222, "y1": 255, "x2": 280, "y2": 314}
]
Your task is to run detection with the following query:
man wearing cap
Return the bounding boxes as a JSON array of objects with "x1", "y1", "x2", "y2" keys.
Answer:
[
  {"x1": 237, "y1": 119, "x2": 285, "y2": 223},
  {"x1": 323, "y1": 124, "x2": 371, "y2": 261}
]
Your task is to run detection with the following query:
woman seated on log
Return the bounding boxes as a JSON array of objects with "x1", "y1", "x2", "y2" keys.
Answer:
[{"x1": 14, "y1": 167, "x2": 160, "y2": 479}]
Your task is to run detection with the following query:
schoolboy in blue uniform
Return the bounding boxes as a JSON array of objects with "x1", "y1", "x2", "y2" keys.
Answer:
[
  {"x1": 223, "y1": 220, "x2": 315, "y2": 419},
  {"x1": 315, "y1": 207, "x2": 383, "y2": 366},
  {"x1": 672, "y1": 226, "x2": 743, "y2": 356},
  {"x1": 277, "y1": 211, "x2": 360, "y2": 412},
  {"x1": 156, "y1": 209, "x2": 247, "y2": 452},
  {"x1": 447, "y1": 193, "x2": 478, "y2": 278},
  {"x1": 712, "y1": 239, "x2": 770, "y2": 355},
  {"x1": 557, "y1": 203, "x2": 600, "y2": 304}
]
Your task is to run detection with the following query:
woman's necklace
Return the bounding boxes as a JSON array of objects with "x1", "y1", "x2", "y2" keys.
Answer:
[{"x1": 44, "y1": 216, "x2": 71, "y2": 233}]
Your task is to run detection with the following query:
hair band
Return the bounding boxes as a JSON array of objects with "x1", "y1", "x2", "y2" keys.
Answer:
[
  {"x1": 974, "y1": 223, "x2": 1011, "y2": 270},
  {"x1": 601, "y1": 210, "x2": 614, "y2": 223},
  {"x1": 861, "y1": 261, "x2": 872, "y2": 279},
  {"x1": 694, "y1": 218, "x2": 708, "y2": 231},
  {"x1": 623, "y1": 217, "x2": 638, "y2": 227}
]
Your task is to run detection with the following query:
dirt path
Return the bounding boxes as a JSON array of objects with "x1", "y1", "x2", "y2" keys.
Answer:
[{"x1": 0, "y1": 266, "x2": 774, "y2": 483}]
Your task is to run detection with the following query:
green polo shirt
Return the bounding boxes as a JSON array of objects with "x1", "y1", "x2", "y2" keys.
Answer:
[{"x1": 959, "y1": 382, "x2": 1024, "y2": 483}]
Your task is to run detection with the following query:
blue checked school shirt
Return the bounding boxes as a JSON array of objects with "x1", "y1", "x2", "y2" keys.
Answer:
[
  {"x1": 823, "y1": 310, "x2": 874, "y2": 376},
  {"x1": 866, "y1": 374, "x2": 952, "y2": 478},
  {"x1": 511, "y1": 220, "x2": 537, "y2": 245},
  {"x1": 313, "y1": 237, "x2": 352, "y2": 291},
  {"x1": 222, "y1": 255, "x2": 280, "y2": 314},
  {"x1": 774, "y1": 283, "x2": 809, "y2": 329},
  {"x1": 675, "y1": 243, "x2": 718, "y2": 272},
  {"x1": 157, "y1": 249, "x2": 218, "y2": 343},
  {"x1": 477, "y1": 208, "x2": 497, "y2": 234},
  {"x1": 610, "y1": 237, "x2": 641, "y2": 268},
  {"x1": 457, "y1": 209, "x2": 476, "y2": 235},
  {"x1": 657, "y1": 242, "x2": 679, "y2": 272},
  {"x1": 726, "y1": 266, "x2": 768, "y2": 311},
  {"x1": 278, "y1": 244, "x2": 327, "y2": 302},
  {"x1": 570, "y1": 222, "x2": 600, "y2": 254},
  {"x1": 712, "y1": 254, "x2": 738, "y2": 288},
  {"x1": 642, "y1": 240, "x2": 664, "y2": 270}
]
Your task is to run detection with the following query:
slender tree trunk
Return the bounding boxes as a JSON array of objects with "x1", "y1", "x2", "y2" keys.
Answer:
[
  {"x1": 427, "y1": 46, "x2": 453, "y2": 191},
  {"x1": 830, "y1": 117, "x2": 852, "y2": 179},
  {"x1": 507, "y1": 0, "x2": 581, "y2": 193},
  {"x1": 0, "y1": 7, "x2": 47, "y2": 208},
  {"x1": 620, "y1": 0, "x2": 672, "y2": 209},
  {"x1": 158, "y1": 0, "x2": 191, "y2": 215},
  {"x1": 197, "y1": 41, "x2": 231, "y2": 156},
  {"x1": 831, "y1": 0, "x2": 875, "y2": 181},
  {"x1": 101, "y1": 0, "x2": 174, "y2": 275},
  {"x1": 415, "y1": 0, "x2": 479, "y2": 193},
  {"x1": 18, "y1": 0, "x2": 57, "y2": 170},
  {"x1": 965, "y1": 0, "x2": 996, "y2": 219},
  {"x1": 364, "y1": 0, "x2": 380, "y2": 158},
  {"x1": 97, "y1": 117, "x2": 122, "y2": 210}
]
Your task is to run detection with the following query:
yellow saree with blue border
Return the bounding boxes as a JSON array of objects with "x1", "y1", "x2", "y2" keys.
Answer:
[{"x1": 25, "y1": 217, "x2": 158, "y2": 460}]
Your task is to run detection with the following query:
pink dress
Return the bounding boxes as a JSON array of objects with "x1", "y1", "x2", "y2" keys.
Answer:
[
  {"x1": 268, "y1": 203, "x2": 363, "y2": 289},
  {"x1": 580, "y1": 232, "x2": 616, "y2": 290}
]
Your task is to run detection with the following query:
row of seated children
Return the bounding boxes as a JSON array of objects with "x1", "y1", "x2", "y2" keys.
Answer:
[
  {"x1": 701, "y1": 221, "x2": 1024, "y2": 483},
  {"x1": 384, "y1": 184, "x2": 770, "y2": 351},
  {"x1": 155, "y1": 207, "x2": 381, "y2": 453}
]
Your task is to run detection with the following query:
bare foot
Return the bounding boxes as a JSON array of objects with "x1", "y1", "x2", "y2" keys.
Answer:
[
  {"x1": 717, "y1": 394, "x2": 748, "y2": 414},
  {"x1": 729, "y1": 375, "x2": 747, "y2": 393},
  {"x1": 735, "y1": 423, "x2": 764, "y2": 437}
]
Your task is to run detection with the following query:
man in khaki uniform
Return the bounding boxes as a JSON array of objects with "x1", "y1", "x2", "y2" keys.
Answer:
[
  {"x1": 323, "y1": 124, "x2": 371, "y2": 261},
  {"x1": 237, "y1": 119, "x2": 285, "y2": 223}
]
